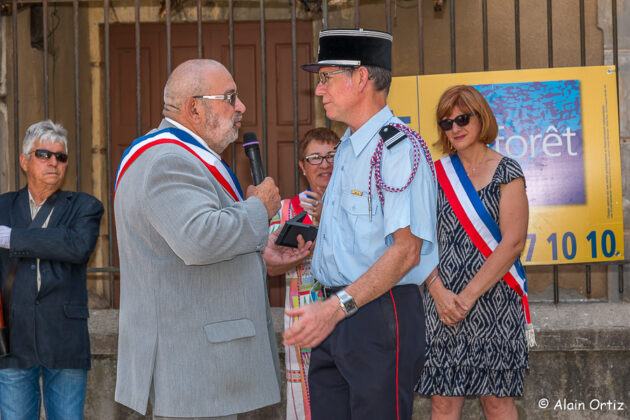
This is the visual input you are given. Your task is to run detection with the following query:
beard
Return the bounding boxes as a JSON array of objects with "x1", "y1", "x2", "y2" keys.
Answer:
[{"x1": 205, "y1": 109, "x2": 241, "y2": 154}]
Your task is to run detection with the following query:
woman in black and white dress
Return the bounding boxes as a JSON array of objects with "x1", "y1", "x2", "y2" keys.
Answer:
[{"x1": 417, "y1": 85, "x2": 530, "y2": 420}]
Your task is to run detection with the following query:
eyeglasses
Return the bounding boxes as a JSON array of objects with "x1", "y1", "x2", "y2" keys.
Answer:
[
  {"x1": 31, "y1": 149, "x2": 68, "y2": 163},
  {"x1": 193, "y1": 91, "x2": 239, "y2": 107},
  {"x1": 303, "y1": 152, "x2": 335, "y2": 165},
  {"x1": 318, "y1": 68, "x2": 355, "y2": 85},
  {"x1": 438, "y1": 112, "x2": 475, "y2": 131}
]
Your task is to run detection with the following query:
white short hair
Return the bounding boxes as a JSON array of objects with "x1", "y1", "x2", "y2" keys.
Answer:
[{"x1": 22, "y1": 120, "x2": 68, "y2": 157}]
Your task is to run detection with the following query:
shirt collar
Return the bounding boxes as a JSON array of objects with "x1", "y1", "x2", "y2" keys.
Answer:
[
  {"x1": 343, "y1": 105, "x2": 394, "y2": 156},
  {"x1": 164, "y1": 117, "x2": 221, "y2": 160},
  {"x1": 27, "y1": 190, "x2": 44, "y2": 218},
  {"x1": 28, "y1": 190, "x2": 40, "y2": 207}
]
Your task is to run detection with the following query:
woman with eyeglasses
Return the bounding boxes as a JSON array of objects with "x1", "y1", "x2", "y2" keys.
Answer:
[
  {"x1": 268, "y1": 127, "x2": 339, "y2": 420},
  {"x1": 417, "y1": 85, "x2": 531, "y2": 420}
]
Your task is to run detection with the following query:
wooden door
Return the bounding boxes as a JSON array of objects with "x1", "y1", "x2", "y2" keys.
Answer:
[{"x1": 110, "y1": 21, "x2": 315, "y2": 306}]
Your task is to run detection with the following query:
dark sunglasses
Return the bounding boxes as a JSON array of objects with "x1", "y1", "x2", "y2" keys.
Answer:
[
  {"x1": 31, "y1": 149, "x2": 69, "y2": 163},
  {"x1": 438, "y1": 112, "x2": 475, "y2": 131}
]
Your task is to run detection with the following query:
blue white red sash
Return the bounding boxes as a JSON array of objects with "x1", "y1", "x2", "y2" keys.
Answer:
[
  {"x1": 435, "y1": 154, "x2": 531, "y2": 326},
  {"x1": 288, "y1": 192, "x2": 313, "y2": 225},
  {"x1": 269, "y1": 191, "x2": 314, "y2": 234},
  {"x1": 114, "y1": 128, "x2": 243, "y2": 202}
]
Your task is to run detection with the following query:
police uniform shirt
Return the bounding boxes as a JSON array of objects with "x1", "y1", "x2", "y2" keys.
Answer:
[{"x1": 312, "y1": 105, "x2": 438, "y2": 287}]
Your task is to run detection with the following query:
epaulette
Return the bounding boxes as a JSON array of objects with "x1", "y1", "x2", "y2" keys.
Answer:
[{"x1": 379, "y1": 125, "x2": 407, "y2": 149}]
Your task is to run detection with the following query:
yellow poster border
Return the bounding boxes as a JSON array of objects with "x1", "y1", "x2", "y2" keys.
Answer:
[{"x1": 389, "y1": 66, "x2": 623, "y2": 265}]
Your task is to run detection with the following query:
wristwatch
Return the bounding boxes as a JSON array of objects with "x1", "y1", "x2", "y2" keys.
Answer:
[{"x1": 335, "y1": 290, "x2": 358, "y2": 317}]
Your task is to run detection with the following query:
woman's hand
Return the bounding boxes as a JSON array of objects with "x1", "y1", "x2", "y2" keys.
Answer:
[
  {"x1": 300, "y1": 191, "x2": 323, "y2": 226},
  {"x1": 454, "y1": 177, "x2": 529, "y2": 311},
  {"x1": 428, "y1": 277, "x2": 469, "y2": 327}
]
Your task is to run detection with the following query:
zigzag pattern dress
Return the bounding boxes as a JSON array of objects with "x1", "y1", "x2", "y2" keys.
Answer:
[{"x1": 417, "y1": 156, "x2": 529, "y2": 397}]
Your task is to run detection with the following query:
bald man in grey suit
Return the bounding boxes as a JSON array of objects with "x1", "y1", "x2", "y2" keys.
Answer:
[{"x1": 114, "y1": 59, "x2": 311, "y2": 419}]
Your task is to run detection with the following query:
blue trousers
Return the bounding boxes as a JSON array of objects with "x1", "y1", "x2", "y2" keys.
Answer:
[
  {"x1": 0, "y1": 366, "x2": 87, "y2": 420},
  {"x1": 309, "y1": 285, "x2": 426, "y2": 420}
]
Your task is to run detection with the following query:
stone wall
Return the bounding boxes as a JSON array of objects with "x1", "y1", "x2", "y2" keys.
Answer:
[{"x1": 86, "y1": 304, "x2": 630, "y2": 419}]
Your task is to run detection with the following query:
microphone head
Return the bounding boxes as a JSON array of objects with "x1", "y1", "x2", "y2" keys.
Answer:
[{"x1": 243, "y1": 132, "x2": 258, "y2": 147}]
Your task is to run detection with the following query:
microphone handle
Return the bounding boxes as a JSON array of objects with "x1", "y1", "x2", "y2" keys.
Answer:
[
  {"x1": 251, "y1": 163, "x2": 265, "y2": 186},
  {"x1": 244, "y1": 144, "x2": 265, "y2": 186}
]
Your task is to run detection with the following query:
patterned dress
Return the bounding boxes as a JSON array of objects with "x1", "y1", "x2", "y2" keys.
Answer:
[
  {"x1": 269, "y1": 192, "x2": 323, "y2": 420},
  {"x1": 418, "y1": 156, "x2": 529, "y2": 397}
]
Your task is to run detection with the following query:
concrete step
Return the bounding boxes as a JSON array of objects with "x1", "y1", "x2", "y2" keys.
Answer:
[{"x1": 86, "y1": 302, "x2": 630, "y2": 419}]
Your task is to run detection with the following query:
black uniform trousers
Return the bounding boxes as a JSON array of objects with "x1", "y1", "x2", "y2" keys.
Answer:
[{"x1": 309, "y1": 284, "x2": 425, "y2": 420}]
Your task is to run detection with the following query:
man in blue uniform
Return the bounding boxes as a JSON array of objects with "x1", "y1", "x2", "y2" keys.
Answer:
[{"x1": 283, "y1": 29, "x2": 439, "y2": 420}]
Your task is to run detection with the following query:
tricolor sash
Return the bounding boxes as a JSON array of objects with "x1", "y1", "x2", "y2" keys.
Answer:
[
  {"x1": 435, "y1": 154, "x2": 532, "y2": 331},
  {"x1": 114, "y1": 128, "x2": 243, "y2": 202},
  {"x1": 286, "y1": 192, "x2": 313, "y2": 225}
]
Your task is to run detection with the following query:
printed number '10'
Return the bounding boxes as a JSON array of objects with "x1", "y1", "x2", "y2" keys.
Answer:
[
  {"x1": 586, "y1": 230, "x2": 616, "y2": 258},
  {"x1": 546, "y1": 232, "x2": 577, "y2": 260}
]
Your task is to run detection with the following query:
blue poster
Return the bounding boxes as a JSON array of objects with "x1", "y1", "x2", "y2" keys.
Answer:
[{"x1": 474, "y1": 80, "x2": 585, "y2": 206}]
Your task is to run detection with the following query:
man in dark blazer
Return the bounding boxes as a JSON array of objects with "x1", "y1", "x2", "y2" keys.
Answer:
[{"x1": 0, "y1": 120, "x2": 104, "y2": 420}]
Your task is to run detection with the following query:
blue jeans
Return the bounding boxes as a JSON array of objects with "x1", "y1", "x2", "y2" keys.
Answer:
[{"x1": 0, "y1": 366, "x2": 87, "y2": 420}]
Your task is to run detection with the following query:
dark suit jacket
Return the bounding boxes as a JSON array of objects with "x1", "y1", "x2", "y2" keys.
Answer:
[{"x1": 0, "y1": 187, "x2": 104, "y2": 369}]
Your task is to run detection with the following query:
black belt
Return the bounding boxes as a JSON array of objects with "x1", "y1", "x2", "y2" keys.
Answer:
[
  {"x1": 322, "y1": 284, "x2": 416, "y2": 299},
  {"x1": 321, "y1": 286, "x2": 344, "y2": 298}
]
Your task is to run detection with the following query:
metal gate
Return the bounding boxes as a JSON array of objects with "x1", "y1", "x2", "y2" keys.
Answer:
[{"x1": 1, "y1": 0, "x2": 626, "y2": 307}]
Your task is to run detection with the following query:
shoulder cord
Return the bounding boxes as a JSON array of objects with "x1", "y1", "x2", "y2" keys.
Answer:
[{"x1": 368, "y1": 123, "x2": 436, "y2": 208}]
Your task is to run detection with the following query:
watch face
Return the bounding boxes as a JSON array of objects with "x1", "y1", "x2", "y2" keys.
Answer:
[{"x1": 337, "y1": 290, "x2": 357, "y2": 316}]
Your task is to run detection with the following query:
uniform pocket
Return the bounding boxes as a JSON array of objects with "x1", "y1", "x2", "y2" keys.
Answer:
[
  {"x1": 204, "y1": 318, "x2": 256, "y2": 343},
  {"x1": 340, "y1": 191, "x2": 372, "y2": 215},
  {"x1": 341, "y1": 192, "x2": 383, "y2": 256},
  {"x1": 378, "y1": 294, "x2": 398, "y2": 349}
]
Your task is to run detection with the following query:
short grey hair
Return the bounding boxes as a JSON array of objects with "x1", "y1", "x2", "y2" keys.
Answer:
[
  {"x1": 22, "y1": 120, "x2": 68, "y2": 157},
  {"x1": 363, "y1": 65, "x2": 392, "y2": 95}
]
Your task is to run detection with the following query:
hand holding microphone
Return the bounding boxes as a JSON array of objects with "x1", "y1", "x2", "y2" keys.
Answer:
[
  {"x1": 243, "y1": 132, "x2": 280, "y2": 217},
  {"x1": 246, "y1": 179, "x2": 280, "y2": 218}
]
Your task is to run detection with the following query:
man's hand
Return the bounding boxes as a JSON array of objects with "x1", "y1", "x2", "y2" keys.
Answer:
[
  {"x1": 283, "y1": 298, "x2": 344, "y2": 348},
  {"x1": 263, "y1": 229, "x2": 312, "y2": 268},
  {"x1": 246, "y1": 177, "x2": 281, "y2": 218}
]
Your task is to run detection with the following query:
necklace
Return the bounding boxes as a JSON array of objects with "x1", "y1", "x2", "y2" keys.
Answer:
[{"x1": 461, "y1": 147, "x2": 488, "y2": 174}]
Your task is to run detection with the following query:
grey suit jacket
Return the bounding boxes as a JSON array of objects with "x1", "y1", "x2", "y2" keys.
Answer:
[{"x1": 114, "y1": 120, "x2": 281, "y2": 417}]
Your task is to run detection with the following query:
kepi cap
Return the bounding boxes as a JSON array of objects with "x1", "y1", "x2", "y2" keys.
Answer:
[{"x1": 301, "y1": 28, "x2": 393, "y2": 73}]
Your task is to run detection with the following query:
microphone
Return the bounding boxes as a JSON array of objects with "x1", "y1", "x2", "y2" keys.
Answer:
[{"x1": 243, "y1": 132, "x2": 265, "y2": 186}]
